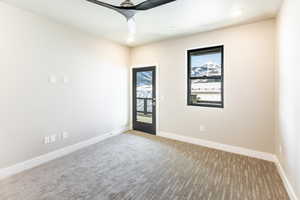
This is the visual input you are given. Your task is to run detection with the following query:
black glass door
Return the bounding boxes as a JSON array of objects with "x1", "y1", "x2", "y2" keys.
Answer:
[{"x1": 133, "y1": 67, "x2": 156, "y2": 134}]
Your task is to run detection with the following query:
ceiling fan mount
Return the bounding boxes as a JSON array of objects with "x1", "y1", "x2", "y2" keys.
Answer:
[
  {"x1": 86, "y1": 0, "x2": 176, "y2": 20},
  {"x1": 86, "y1": 0, "x2": 176, "y2": 42},
  {"x1": 120, "y1": 0, "x2": 135, "y2": 7}
]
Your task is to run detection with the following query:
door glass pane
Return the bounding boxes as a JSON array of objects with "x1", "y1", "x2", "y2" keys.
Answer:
[
  {"x1": 136, "y1": 71, "x2": 153, "y2": 124},
  {"x1": 137, "y1": 71, "x2": 152, "y2": 98},
  {"x1": 147, "y1": 100, "x2": 152, "y2": 113},
  {"x1": 137, "y1": 112, "x2": 152, "y2": 124},
  {"x1": 137, "y1": 99, "x2": 144, "y2": 112}
]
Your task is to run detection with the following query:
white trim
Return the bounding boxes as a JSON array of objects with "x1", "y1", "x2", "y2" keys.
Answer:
[
  {"x1": 158, "y1": 131, "x2": 276, "y2": 162},
  {"x1": 275, "y1": 158, "x2": 299, "y2": 200},
  {"x1": 0, "y1": 126, "x2": 129, "y2": 180}
]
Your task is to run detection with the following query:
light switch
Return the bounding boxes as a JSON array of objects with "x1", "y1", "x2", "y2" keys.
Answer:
[
  {"x1": 49, "y1": 75, "x2": 57, "y2": 84},
  {"x1": 44, "y1": 136, "x2": 50, "y2": 144},
  {"x1": 62, "y1": 132, "x2": 69, "y2": 139},
  {"x1": 63, "y1": 76, "x2": 69, "y2": 84}
]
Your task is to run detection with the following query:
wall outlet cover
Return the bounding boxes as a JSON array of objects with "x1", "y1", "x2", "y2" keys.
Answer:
[
  {"x1": 200, "y1": 125, "x2": 206, "y2": 132},
  {"x1": 49, "y1": 76, "x2": 57, "y2": 84},
  {"x1": 279, "y1": 145, "x2": 282, "y2": 154},
  {"x1": 63, "y1": 76, "x2": 69, "y2": 84}
]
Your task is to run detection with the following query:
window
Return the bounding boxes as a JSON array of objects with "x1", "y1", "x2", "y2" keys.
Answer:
[{"x1": 187, "y1": 46, "x2": 224, "y2": 108}]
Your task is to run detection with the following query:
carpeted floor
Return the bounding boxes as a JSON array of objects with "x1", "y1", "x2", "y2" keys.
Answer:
[{"x1": 0, "y1": 131, "x2": 289, "y2": 200}]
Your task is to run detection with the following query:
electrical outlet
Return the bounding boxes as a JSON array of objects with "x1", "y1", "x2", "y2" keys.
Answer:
[
  {"x1": 49, "y1": 75, "x2": 57, "y2": 84},
  {"x1": 200, "y1": 125, "x2": 206, "y2": 132},
  {"x1": 44, "y1": 136, "x2": 50, "y2": 144},
  {"x1": 279, "y1": 145, "x2": 282, "y2": 154},
  {"x1": 62, "y1": 132, "x2": 69, "y2": 139},
  {"x1": 50, "y1": 134, "x2": 56, "y2": 143}
]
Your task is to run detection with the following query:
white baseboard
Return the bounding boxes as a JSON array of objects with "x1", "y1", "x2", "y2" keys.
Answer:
[
  {"x1": 275, "y1": 158, "x2": 299, "y2": 200},
  {"x1": 158, "y1": 131, "x2": 276, "y2": 162},
  {"x1": 0, "y1": 126, "x2": 129, "y2": 180},
  {"x1": 158, "y1": 131, "x2": 299, "y2": 200}
]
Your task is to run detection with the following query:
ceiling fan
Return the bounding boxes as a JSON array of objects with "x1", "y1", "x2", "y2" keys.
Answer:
[{"x1": 86, "y1": 0, "x2": 176, "y2": 42}]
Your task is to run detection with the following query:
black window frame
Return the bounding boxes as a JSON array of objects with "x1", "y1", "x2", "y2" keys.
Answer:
[{"x1": 187, "y1": 45, "x2": 224, "y2": 108}]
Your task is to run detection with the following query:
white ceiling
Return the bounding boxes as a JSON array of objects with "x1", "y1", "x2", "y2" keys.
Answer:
[{"x1": 2, "y1": 0, "x2": 282, "y2": 47}]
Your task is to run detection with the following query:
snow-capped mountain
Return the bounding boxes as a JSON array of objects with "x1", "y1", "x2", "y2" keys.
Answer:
[{"x1": 191, "y1": 62, "x2": 221, "y2": 77}]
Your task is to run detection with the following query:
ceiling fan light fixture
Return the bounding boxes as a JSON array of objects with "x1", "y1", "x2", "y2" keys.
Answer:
[
  {"x1": 120, "y1": 0, "x2": 135, "y2": 7},
  {"x1": 86, "y1": 0, "x2": 176, "y2": 43},
  {"x1": 127, "y1": 17, "x2": 136, "y2": 43},
  {"x1": 127, "y1": 17, "x2": 136, "y2": 35}
]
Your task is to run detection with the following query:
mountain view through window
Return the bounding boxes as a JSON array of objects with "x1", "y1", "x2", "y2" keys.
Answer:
[
  {"x1": 188, "y1": 46, "x2": 223, "y2": 107},
  {"x1": 136, "y1": 71, "x2": 153, "y2": 123}
]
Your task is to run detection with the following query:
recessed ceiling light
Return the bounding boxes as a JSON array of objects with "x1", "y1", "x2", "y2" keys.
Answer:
[{"x1": 232, "y1": 9, "x2": 243, "y2": 18}]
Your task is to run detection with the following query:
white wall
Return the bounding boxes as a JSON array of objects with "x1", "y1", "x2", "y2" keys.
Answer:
[
  {"x1": 131, "y1": 20, "x2": 276, "y2": 154},
  {"x1": 0, "y1": 0, "x2": 285, "y2": 182},
  {"x1": 276, "y1": 0, "x2": 300, "y2": 198},
  {"x1": 0, "y1": 2, "x2": 130, "y2": 168}
]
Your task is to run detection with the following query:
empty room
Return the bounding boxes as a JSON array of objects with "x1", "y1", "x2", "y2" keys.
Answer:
[{"x1": 0, "y1": 0, "x2": 299, "y2": 199}]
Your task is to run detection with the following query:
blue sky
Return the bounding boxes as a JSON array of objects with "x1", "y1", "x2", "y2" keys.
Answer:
[
  {"x1": 191, "y1": 53, "x2": 221, "y2": 67},
  {"x1": 137, "y1": 71, "x2": 152, "y2": 86}
]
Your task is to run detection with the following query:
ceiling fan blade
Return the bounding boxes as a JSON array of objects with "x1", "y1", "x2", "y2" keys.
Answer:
[
  {"x1": 133, "y1": 0, "x2": 176, "y2": 10},
  {"x1": 86, "y1": 0, "x2": 136, "y2": 19}
]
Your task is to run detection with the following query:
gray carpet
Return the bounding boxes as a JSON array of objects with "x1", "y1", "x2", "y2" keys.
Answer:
[{"x1": 0, "y1": 131, "x2": 289, "y2": 200}]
